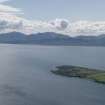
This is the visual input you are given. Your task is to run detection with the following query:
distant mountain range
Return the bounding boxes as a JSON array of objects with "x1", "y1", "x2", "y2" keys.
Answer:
[{"x1": 0, "y1": 32, "x2": 105, "y2": 46}]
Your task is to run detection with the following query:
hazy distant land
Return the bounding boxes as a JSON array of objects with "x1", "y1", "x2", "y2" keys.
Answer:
[{"x1": 0, "y1": 32, "x2": 105, "y2": 46}]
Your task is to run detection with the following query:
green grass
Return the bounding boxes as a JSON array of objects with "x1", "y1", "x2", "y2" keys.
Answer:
[{"x1": 88, "y1": 73, "x2": 105, "y2": 84}]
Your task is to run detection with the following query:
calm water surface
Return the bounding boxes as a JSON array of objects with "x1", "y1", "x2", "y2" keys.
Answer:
[{"x1": 0, "y1": 44, "x2": 105, "y2": 105}]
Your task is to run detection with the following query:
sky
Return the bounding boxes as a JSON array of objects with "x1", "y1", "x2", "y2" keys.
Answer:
[
  {"x1": 5, "y1": 0, "x2": 105, "y2": 21},
  {"x1": 0, "y1": 0, "x2": 105, "y2": 36}
]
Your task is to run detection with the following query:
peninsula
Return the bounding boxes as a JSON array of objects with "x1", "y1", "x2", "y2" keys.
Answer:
[{"x1": 51, "y1": 65, "x2": 105, "y2": 84}]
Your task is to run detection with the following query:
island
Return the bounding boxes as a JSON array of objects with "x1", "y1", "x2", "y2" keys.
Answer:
[{"x1": 51, "y1": 65, "x2": 105, "y2": 84}]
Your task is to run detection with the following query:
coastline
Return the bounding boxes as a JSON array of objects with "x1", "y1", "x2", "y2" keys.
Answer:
[{"x1": 51, "y1": 65, "x2": 105, "y2": 84}]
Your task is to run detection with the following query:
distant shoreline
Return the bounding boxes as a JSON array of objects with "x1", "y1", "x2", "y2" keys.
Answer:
[{"x1": 0, "y1": 43, "x2": 105, "y2": 48}]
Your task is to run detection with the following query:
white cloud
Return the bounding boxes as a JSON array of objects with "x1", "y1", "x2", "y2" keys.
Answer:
[
  {"x1": 1, "y1": 13, "x2": 105, "y2": 36},
  {"x1": 69, "y1": 21, "x2": 105, "y2": 36},
  {"x1": 0, "y1": 0, "x2": 22, "y2": 15},
  {"x1": 0, "y1": 2, "x2": 105, "y2": 36},
  {"x1": 50, "y1": 19, "x2": 69, "y2": 30},
  {"x1": 0, "y1": 4, "x2": 21, "y2": 13}
]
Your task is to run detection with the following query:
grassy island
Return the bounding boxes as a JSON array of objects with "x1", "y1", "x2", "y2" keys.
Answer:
[{"x1": 51, "y1": 65, "x2": 105, "y2": 84}]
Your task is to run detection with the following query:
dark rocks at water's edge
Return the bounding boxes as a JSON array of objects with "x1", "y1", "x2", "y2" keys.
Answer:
[
  {"x1": 51, "y1": 65, "x2": 105, "y2": 84},
  {"x1": 0, "y1": 32, "x2": 105, "y2": 46}
]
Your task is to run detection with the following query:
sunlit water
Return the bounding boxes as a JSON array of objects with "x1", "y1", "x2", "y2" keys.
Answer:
[{"x1": 0, "y1": 44, "x2": 105, "y2": 105}]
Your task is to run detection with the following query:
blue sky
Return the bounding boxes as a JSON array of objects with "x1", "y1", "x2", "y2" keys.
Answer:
[
  {"x1": 0, "y1": 0, "x2": 105, "y2": 36},
  {"x1": 5, "y1": 0, "x2": 105, "y2": 21}
]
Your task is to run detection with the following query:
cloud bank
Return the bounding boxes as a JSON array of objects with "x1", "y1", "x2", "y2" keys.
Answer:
[{"x1": 0, "y1": 2, "x2": 105, "y2": 36}]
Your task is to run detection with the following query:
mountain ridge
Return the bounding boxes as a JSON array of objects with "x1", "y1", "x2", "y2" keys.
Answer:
[{"x1": 0, "y1": 32, "x2": 105, "y2": 46}]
